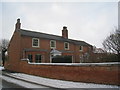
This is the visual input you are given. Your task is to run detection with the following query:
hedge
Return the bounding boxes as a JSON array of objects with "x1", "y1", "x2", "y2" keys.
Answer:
[{"x1": 52, "y1": 55, "x2": 72, "y2": 63}]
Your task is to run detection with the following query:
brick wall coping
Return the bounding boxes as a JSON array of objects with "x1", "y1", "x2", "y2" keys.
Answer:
[{"x1": 27, "y1": 62, "x2": 120, "y2": 66}]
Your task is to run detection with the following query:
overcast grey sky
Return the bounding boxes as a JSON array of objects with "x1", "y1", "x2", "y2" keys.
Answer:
[{"x1": 0, "y1": 0, "x2": 118, "y2": 48}]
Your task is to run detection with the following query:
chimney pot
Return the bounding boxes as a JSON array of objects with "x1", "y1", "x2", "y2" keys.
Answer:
[
  {"x1": 63, "y1": 26, "x2": 67, "y2": 29},
  {"x1": 17, "y1": 18, "x2": 20, "y2": 23},
  {"x1": 15, "y1": 18, "x2": 21, "y2": 30}
]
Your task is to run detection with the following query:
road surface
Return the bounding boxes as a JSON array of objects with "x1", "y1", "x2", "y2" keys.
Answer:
[
  {"x1": 0, "y1": 74, "x2": 57, "y2": 90},
  {"x1": 2, "y1": 78, "x2": 25, "y2": 88}
]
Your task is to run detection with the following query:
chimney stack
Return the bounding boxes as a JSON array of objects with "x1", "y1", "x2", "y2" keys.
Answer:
[
  {"x1": 62, "y1": 26, "x2": 68, "y2": 39},
  {"x1": 15, "y1": 18, "x2": 21, "y2": 30}
]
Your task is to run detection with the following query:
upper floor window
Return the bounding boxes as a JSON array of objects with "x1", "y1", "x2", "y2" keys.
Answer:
[
  {"x1": 50, "y1": 40, "x2": 56, "y2": 49},
  {"x1": 64, "y1": 42, "x2": 69, "y2": 50},
  {"x1": 79, "y1": 46, "x2": 83, "y2": 51},
  {"x1": 32, "y1": 38, "x2": 39, "y2": 47}
]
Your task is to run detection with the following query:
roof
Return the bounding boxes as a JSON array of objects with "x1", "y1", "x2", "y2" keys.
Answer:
[
  {"x1": 23, "y1": 48, "x2": 47, "y2": 52},
  {"x1": 19, "y1": 29, "x2": 92, "y2": 46},
  {"x1": 24, "y1": 48, "x2": 74, "y2": 53},
  {"x1": 50, "y1": 49, "x2": 61, "y2": 54}
]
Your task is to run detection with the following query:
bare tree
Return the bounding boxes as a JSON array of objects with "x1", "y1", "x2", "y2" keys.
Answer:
[
  {"x1": 93, "y1": 46, "x2": 107, "y2": 53},
  {"x1": 102, "y1": 28, "x2": 120, "y2": 59},
  {"x1": 0, "y1": 39, "x2": 9, "y2": 66}
]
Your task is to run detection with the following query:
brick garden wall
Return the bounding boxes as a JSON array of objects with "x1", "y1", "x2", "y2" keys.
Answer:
[{"x1": 5, "y1": 60, "x2": 120, "y2": 85}]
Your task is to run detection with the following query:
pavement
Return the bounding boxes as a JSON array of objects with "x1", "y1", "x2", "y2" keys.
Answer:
[
  {"x1": 1, "y1": 70, "x2": 119, "y2": 89},
  {"x1": 2, "y1": 78, "x2": 25, "y2": 88}
]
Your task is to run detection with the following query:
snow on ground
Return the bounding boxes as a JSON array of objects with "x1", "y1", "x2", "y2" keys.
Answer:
[
  {"x1": 1, "y1": 74, "x2": 48, "y2": 88},
  {"x1": 28, "y1": 62, "x2": 120, "y2": 66},
  {"x1": 0, "y1": 66, "x2": 4, "y2": 71},
  {"x1": 9, "y1": 73, "x2": 119, "y2": 88}
]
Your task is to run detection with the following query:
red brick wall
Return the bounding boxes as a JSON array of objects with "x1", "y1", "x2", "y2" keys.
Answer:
[
  {"x1": 5, "y1": 60, "x2": 120, "y2": 85},
  {"x1": 21, "y1": 36, "x2": 76, "y2": 51},
  {"x1": 6, "y1": 30, "x2": 21, "y2": 72}
]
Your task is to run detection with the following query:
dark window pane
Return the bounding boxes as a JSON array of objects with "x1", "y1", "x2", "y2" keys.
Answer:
[
  {"x1": 79, "y1": 46, "x2": 83, "y2": 51},
  {"x1": 65, "y1": 43, "x2": 68, "y2": 48},
  {"x1": 35, "y1": 54, "x2": 42, "y2": 63},
  {"x1": 28, "y1": 54, "x2": 33, "y2": 62},
  {"x1": 51, "y1": 42, "x2": 54, "y2": 47},
  {"x1": 50, "y1": 41, "x2": 55, "y2": 48},
  {"x1": 64, "y1": 42, "x2": 69, "y2": 49},
  {"x1": 33, "y1": 38, "x2": 39, "y2": 47}
]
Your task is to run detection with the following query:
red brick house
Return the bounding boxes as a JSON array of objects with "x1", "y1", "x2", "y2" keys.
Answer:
[
  {"x1": 4, "y1": 19, "x2": 119, "y2": 85},
  {"x1": 7, "y1": 18, "x2": 93, "y2": 64}
]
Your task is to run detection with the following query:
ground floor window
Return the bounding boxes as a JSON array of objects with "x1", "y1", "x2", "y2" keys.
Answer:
[
  {"x1": 35, "y1": 54, "x2": 42, "y2": 63},
  {"x1": 28, "y1": 54, "x2": 33, "y2": 62}
]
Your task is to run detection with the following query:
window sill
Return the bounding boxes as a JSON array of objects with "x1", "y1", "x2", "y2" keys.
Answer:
[{"x1": 32, "y1": 46, "x2": 40, "y2": 48}]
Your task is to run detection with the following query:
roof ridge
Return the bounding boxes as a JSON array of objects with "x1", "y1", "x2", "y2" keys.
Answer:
[
  {"x1": 20, "y1": 29, "x2": 83, "y2": 41},
  {"x1": 20, "y1": 29, "x2": 62, "y2": 38}
]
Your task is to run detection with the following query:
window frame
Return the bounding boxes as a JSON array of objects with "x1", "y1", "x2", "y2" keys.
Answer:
[
  {"x1": 32, "y1": 38, "x2": 40, "y2": 48},
  {"x1": 64, "y1": 42, "x2": 69, "y2": 50},
  {"x1": 79, "y1": 46, "x2": 83, "y2": 51},
  {"x1": 50, "y1": 40, "x2": 56, "y2": 49},
  {"x1": 35, "y1": 54, "x2": 42, "y2": 63}
]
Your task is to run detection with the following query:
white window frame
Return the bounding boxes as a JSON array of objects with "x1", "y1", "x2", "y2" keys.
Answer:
[
  {"x1": 64, "y1": 42, "x2": 69, "y2": 50},
  {"x1": 50, "y1": 40, "x2": 56, "y2": 49},
  {"x1": 79, "y1": 46, "x2": 83, "y2": 51},
  {"x1": 32, "y1": 38, "x2": 40, "y2": 48}
]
